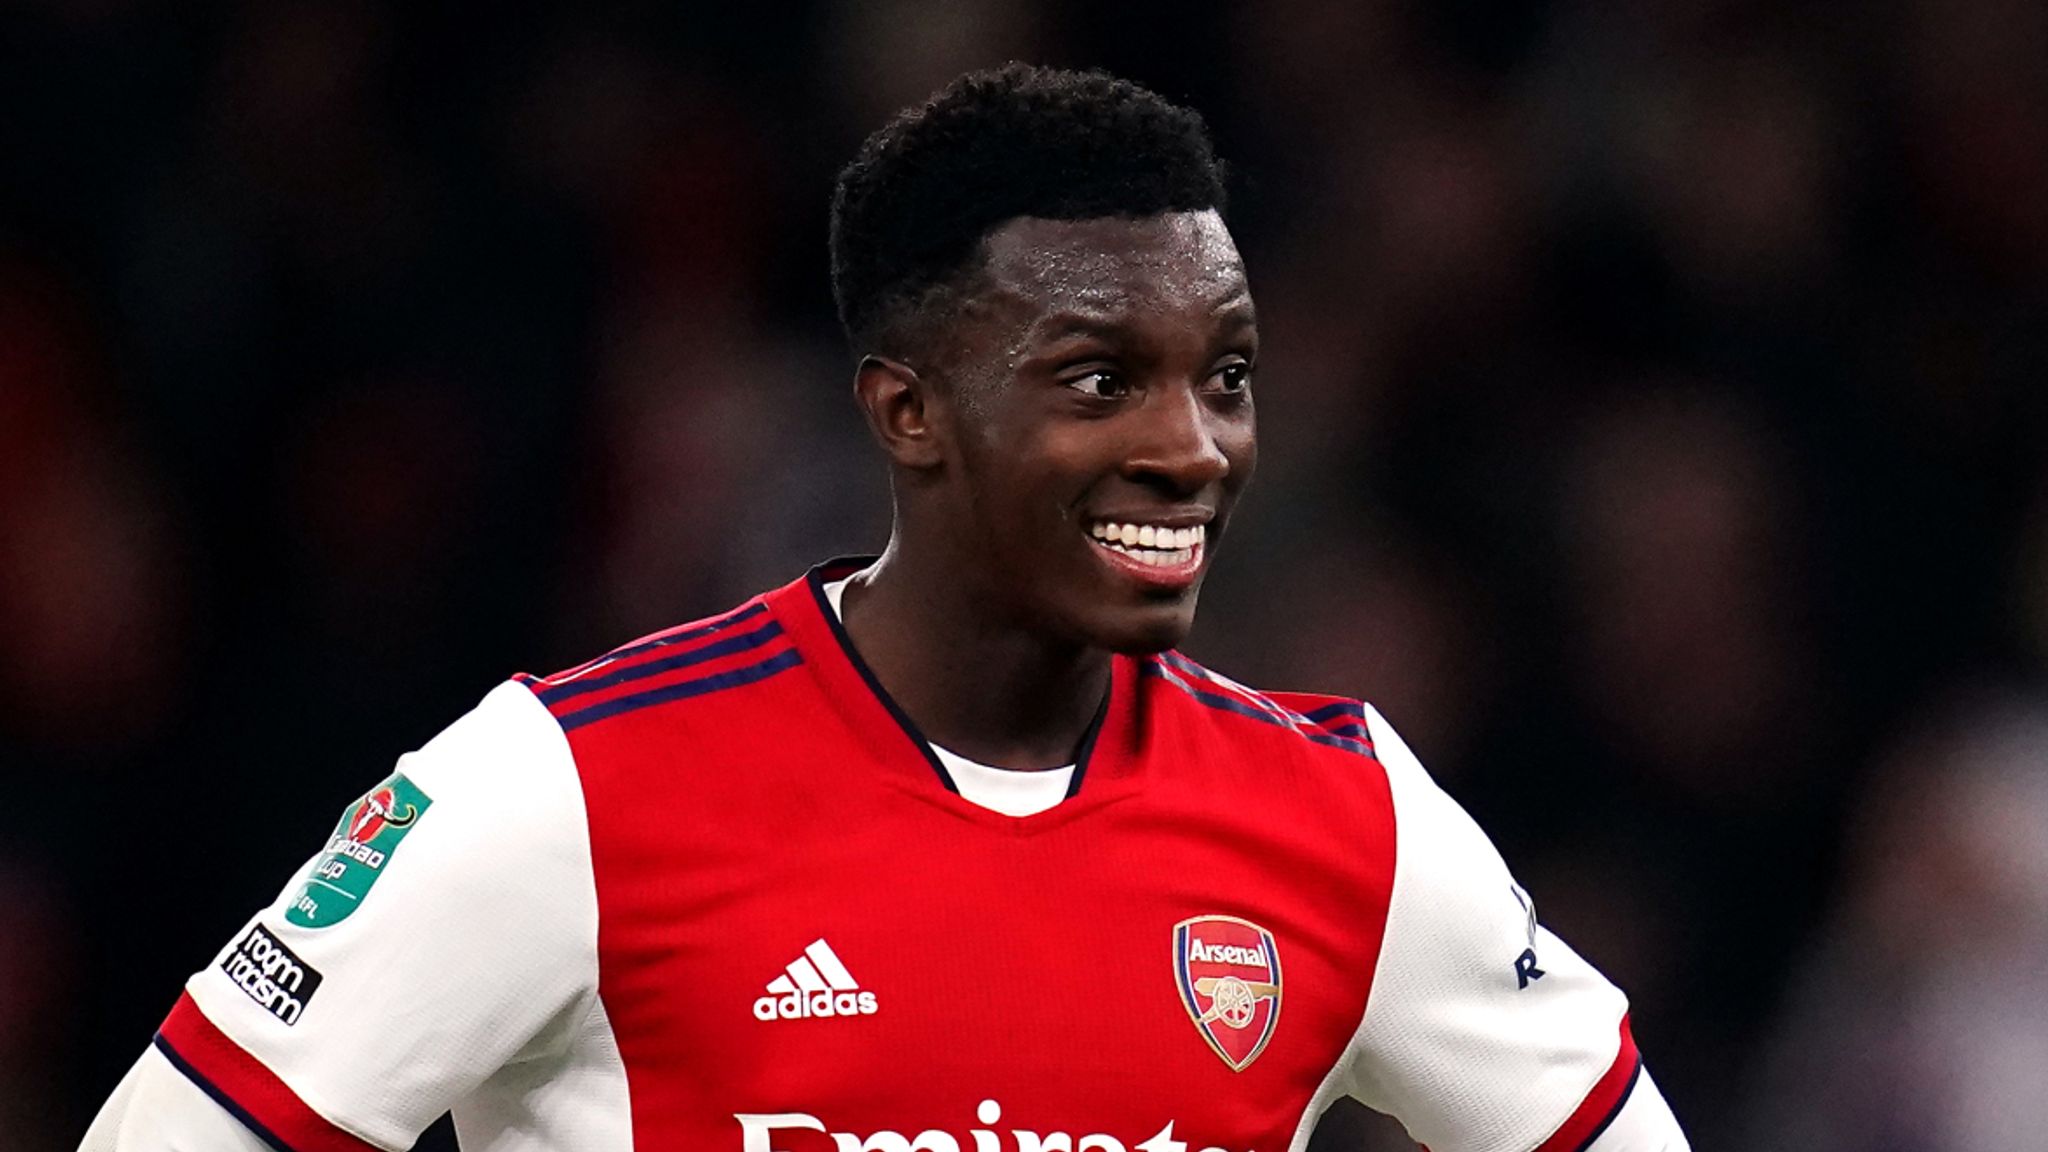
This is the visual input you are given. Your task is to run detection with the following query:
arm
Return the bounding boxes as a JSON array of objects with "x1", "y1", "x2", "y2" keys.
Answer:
[
  {"x1": 1583, "y1": 1069, "x2": 1687, "y2": 1151},
  {"x1": 1343, "y1": 707, "x2": 1689, "y2": 1152},
  {"x1": 84, "y1": 681, "x2": 597, "y2": 1152},
  {"x1": 80, "y1": 1047, "x2": 275, "y2": 1152}
]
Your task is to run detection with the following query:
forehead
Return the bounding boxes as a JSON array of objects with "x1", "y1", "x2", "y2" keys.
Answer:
[{"x1": 973, "y1": 210, "x2": 1250, "y2": 330}]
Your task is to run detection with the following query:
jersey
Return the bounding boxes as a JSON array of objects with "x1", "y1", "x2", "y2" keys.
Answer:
[{"x1": 150, "y1": 560, "x2": 1654, "y2": 1152}]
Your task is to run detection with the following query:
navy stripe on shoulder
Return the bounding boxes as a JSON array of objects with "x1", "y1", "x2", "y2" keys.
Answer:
[
  {"x1": 1157, "y1": 651, "x2": 1291, "y2": 720},
  {"x1": 1156, "y1": 652, "x2": 1377, "y2": 757},
  {"x1": 1304, "y1": 728, "x2": 1373, "y2": 755},
  {"x1": 527, "y1": 601, "x2": 768, "y2": 687},
  {"x1": 536, "y1": 619, "x2": 786, "y2": 706},
  {"x1": 1145, "y1": 659, "x2": 1374, "y2": 758},
  {"x1": 1145, "y1": 661, "x2": 1280, "y2": 727},
  {"x1": 1300, "y1": 700, "x2": 1366, "y2": 724},
  {"x1": 556, "y1": 648, "x2": 803, "y2": 732},
  {"x1": 152, "y1": 1033, "x2": 301, "y2": 1152},
  {"x1": 1297, "y1": 702, "x2": 1374, "y2": 744}
]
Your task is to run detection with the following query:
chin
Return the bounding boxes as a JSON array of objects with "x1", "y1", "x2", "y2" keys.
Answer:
[{"x1": 1090, "y1": 601, "x2": 1199, "y2": 655}]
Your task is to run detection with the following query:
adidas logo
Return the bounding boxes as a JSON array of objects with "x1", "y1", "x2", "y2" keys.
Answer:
[{"x1": 752, "y1": 939, "x2": 879, "y2": 1021}]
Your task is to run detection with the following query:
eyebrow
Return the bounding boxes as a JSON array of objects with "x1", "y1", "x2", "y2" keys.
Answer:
[
  {"x1": 1030, "y1": 313, "x2": 1129, "y2": 343},
  {"x1": 1027, "y1": 295, "x2": 1258, "y2": 345}
]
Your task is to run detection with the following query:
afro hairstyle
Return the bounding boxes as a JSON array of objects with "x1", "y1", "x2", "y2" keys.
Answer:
[{"x1": 829, "y1": 63, "x2": 1229, "y2": 357}]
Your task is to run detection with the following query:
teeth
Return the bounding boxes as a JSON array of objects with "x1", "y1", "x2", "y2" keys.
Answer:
[
  {"x1": 1087, "y1": 520, "x2": 1206, "y2": 567},
  {"x1": 1088, "y1": 521, "x2": 1206, "y2": 545}
]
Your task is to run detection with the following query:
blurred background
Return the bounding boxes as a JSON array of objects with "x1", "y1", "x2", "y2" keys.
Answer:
[{"x1": 4, "y1": 0, "x2": 2047, "y2": 1147}]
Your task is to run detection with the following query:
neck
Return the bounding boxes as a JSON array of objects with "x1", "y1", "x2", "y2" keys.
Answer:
[{"x1": 839, "y1": 536, "x2": 1109, "y2": 771}]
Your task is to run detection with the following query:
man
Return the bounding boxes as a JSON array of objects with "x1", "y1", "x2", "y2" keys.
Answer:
[{"x1": 85, "y1": 65, "x2": 1689, "y2": 1151}]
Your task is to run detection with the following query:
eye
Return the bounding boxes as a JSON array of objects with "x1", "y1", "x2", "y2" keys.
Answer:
[
  {"x1": 1207, "y1": 362, "x2": 1253, "y2": 395},
  {"x1": 1065, "y1": 370, "x2": 1129, "y2": 400}
]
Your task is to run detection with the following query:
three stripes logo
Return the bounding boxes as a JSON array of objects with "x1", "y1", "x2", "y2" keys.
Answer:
[{"x1": 752, "y1": 939, "x2": 878, "y2": 1021}]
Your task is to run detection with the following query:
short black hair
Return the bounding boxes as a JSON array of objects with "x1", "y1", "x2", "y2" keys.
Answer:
[{"x1": 830, "y1": 63, "x2": 1229, "y2": 356}]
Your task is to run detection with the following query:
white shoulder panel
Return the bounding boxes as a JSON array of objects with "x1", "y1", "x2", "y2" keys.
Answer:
[
  {"x1": 180, "y1": 681, "x2": 607, "y2": 1150},
  {"x1": 1342, "y1": 707, "x2": 1632, "y2": 1152}
]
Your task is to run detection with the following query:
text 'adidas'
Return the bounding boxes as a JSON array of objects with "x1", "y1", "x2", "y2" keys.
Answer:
[{"x1": 752, "y1": 939, "x2": 878, "y2": 1021}]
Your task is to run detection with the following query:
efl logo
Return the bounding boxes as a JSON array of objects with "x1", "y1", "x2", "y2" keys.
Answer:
[
  {"x1": 1172, "y1": 915, "x2": 1281, "y2": 1071},
  {"x1": 286, "y1": 772, "x2": 433, "y2": 929}
]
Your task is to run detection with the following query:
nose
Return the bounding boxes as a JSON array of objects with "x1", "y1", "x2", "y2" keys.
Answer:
[{"x1": 1122, "y1": 384, "x2": 1234, "y2": 495}]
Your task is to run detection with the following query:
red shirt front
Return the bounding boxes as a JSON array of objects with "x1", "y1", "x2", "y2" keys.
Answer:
[{"x1": 157, "y1": 563, "x2": 1639, "y2": 1152}]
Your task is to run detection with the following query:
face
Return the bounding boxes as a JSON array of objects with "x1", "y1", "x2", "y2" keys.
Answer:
[{"x1": 922, "y1": 209, "x2": 1258, "y2": 653}]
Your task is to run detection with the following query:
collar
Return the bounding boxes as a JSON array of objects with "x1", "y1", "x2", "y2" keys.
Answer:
[{"x1": 764, "y1": 558, "x2": 1147, "y2": 820}]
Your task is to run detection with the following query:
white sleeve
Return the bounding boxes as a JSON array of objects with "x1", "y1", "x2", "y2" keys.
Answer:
[
  {"x1": 1583, "y1": 1070, "x2": 1689, "y2": 1151},
  {"x1": 151, "y1": 681, "x2": 598, "y2": 1152},
  {"x1": 80, "y1": 1047, "x2": 275, "y2": 1152},
  {"x1": 1335, "y1": 706, "x2": 1687, "y2": 1152}
]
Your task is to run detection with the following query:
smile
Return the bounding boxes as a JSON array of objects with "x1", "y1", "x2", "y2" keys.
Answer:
[{"x1": 1087, "y1": 520, "x2": 1206, "y2": 572}]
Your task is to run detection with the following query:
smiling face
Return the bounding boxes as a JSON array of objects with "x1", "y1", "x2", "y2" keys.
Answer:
[{"x1": 910, "y1": 209, "x2": 1258, "y2": 653}]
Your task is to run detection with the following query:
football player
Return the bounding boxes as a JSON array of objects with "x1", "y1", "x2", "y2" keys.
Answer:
[{"x1": 84, "y1": 65, "x2": 1688, "y2": 1152}]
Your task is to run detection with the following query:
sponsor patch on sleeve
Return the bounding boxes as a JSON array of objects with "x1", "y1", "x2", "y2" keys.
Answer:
[
  {"x1": 222, "y1": 924, "x2": 323, "y2": 1024},
  {"x1": 286, "y1": 772, "x2": 433, "y2": 928}
]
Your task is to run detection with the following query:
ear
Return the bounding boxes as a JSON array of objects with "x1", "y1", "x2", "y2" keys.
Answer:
[{"x1": 853, "y1": 355, "x2": 948, "y2": 471}]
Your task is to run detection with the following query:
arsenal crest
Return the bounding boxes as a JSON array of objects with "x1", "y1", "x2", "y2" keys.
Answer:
[{"x1": 1173, "y1": 914, "x2": 1282, "y2": 1071}]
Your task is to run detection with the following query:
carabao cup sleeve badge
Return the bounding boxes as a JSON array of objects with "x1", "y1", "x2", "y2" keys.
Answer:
[
  {"x1": 1173, "y1": 914, "x2": 1282, "y2": 1071},
  {"x1": 286, "y1": 773, "x2": 433, "y2": 928}
]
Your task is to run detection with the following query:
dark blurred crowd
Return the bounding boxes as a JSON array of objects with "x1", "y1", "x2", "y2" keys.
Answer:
[{"x1": 4, "y1": 0, "x2": 2047, "y2": 1148}]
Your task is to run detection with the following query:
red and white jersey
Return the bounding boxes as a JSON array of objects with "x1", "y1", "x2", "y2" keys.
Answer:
[{"x1": 145, "y1": 562, "x2": 1676, "y2": 1152}]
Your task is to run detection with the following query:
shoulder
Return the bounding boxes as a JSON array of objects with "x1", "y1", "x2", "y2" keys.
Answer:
[
  {"x1": 1321, "y1": 707, "x2": 1640, "y2": 1150},
  {"x1": 1142, "y1": 649, "x2": 1381, "y2": 762},
  {"x1": 166, "y1": 681, "x2": 607, "y2": 1149},
  {"x1": 405, "y1": 679, "x2": 570, "y2": 799},
  {"x1": 275, "y1": 680, "x2": 588, "y2": 933},
  {"x1": 513, "y1": 594, "x2": 801, "y2": 736}
]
